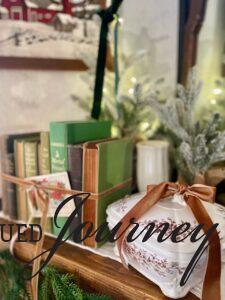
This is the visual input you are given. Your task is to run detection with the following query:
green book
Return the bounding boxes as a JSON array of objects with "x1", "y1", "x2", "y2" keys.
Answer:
[
  {"x1": 14, "y1": 134, "x2": 39, "y2": 221},
  {"x1": 50, "y1": 120, "x2": 111, "y2": 236},
  {"x1": 50, "y1": 120, "x2": 111, "y2": 172},
  {"x1": 83, "y1": 138, "x2": 133, "y2": 248},
  {"x1": 24, "y1": 141, "x2": 38, "y2": 177},
  {"x1": 39, "y1": 132, "x2": 51, "y2": 175}
]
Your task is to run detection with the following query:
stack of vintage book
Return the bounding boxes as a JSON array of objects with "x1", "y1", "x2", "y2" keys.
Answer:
[{"x1": 0, "y1": 120, "x2": 133, "y2": 248}]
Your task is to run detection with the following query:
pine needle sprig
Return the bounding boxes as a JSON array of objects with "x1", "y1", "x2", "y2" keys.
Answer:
[{"x1": 0, "y1": 251, "x2": 30, "y2": 300}]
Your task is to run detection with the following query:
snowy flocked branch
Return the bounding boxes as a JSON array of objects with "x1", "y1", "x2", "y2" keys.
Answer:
[{"x1": 147, "y1": 67, "x2": 225, "y2": 182}]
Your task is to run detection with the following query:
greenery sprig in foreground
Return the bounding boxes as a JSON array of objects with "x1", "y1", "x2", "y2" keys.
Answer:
[{"x1": 0, "y1": 251, "x2": 111, "y2": 300}]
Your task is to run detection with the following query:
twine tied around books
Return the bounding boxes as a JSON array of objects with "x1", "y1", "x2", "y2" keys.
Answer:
[
  {"x1": 1, "y1": 173, "x2": 132, "y2": 300},
  {"x1": 116, "y1": 182, "x2": 221, "y2": 300},
  {"x1": 2, "y1": 173, "x2": 81, "y2": 300}
]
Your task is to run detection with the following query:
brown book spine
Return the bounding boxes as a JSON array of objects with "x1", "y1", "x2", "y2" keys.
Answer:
[
  {"x1": 83, "y1": 143, "x2": 98, "y2": 247},
  {"x1": 83, "y1": 146, "x2": 98, "y2": 193},
  {"x1": 83, "y1": 196, "x2": 97, "y2": 248},
  {"x1": 68, "y1": 144, "x2": 84, "y2": 242},
  {"x1": 68, "y1": 144, "x2": 83, "y2": 190}
]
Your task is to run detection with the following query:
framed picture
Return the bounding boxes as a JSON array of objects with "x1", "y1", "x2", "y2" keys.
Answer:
[{"x1": 0, "y1": 0, "x2": 106, "y2": 70}]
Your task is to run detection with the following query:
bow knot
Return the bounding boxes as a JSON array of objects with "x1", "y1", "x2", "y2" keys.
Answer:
[
  {"x1": 176, "y1": 183, "x2": 188, "y2": 195},
  {"x1": 166, "y1": 183, "x2": 216, "y2": 204}
]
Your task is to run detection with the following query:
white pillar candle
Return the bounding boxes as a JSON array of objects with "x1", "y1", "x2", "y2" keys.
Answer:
[{"x1": 136, "y1": 140, "x2": 170, "y2": 192}]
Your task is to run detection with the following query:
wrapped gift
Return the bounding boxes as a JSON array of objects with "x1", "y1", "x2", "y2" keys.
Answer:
[{"x1": 106, "y1": 187, "x2": 225, "y2": 299}]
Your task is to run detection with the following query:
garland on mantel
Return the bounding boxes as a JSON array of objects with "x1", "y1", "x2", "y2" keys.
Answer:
[{"x1": 0, "y1": 251, "x2": 111, "y2": 300}]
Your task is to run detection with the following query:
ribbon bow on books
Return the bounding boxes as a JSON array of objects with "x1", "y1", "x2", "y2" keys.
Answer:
[
  {"x1": 1, "y1": 173, "x2": 81, "y2": 300},
  {"x1": 116, "y1": 182, "x2": 221, "y2": 300}
]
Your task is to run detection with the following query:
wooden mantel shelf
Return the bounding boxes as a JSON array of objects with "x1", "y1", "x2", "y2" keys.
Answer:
[{"x1": 0, "y1": 218, "x2": 198, "y2": 300}]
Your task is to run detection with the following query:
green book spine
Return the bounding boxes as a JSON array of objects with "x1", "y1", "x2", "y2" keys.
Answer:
[
  {"x1": 14, "y1": 140, "x2": 27, "y2": 221},
  {"x1": 50, "y1": 120, "x2": 111, "y2": 172},
  {"x1": 14, "y1": 135, "x2": 40, "y2": 221},
  {"x1": 98, "y1": 138, "x2": 133, "y2": 193},
  {"x1": 24, "y1": 141, "x2": 38, "y2": 177},
  {"x1": 39, "y1": 132, "x2": 51, "y2": 175}
]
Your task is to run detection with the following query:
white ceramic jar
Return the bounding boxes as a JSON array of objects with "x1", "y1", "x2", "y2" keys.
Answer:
[
  {"x1": 136, "y1": 140, "x2": 169, "y2": 192},
  {"x1": 106, "y1": 193, "x2": 225, "y2": 299}
]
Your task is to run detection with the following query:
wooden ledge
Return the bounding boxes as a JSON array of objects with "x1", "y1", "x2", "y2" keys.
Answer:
[{"x1": 0, "y1": 218, "x2": 198, "y2": 300}]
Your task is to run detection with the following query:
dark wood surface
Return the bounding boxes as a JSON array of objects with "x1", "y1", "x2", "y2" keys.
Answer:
[
  {"x1": 0, "y1": 57, "x2": 89, "y2": 71},
  {"x1": 0, "y1": 218, "x2": 198, "y2": 300}
]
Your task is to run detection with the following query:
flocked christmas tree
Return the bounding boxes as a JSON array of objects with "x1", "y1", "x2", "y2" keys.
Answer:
[{"x1": 148, "y1": 67, "x2": 225, "y2": 184}]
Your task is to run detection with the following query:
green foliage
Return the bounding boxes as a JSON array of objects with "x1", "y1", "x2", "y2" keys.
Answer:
[
  {"x1": 0, "y1": 251, "x2": 30, "y2": 300},
  {"x1": 39, "y1": 266, "x2": 111, "y2": 300},
  {"x1": 0, "y1": 252, "x2": 111, "y2": 300},
  {"x1": 39, "y1": 267, "x2": 83, "y2": 300},
  {"x1": 148, "y1": 67, "x2": 225, "y2": 183}
]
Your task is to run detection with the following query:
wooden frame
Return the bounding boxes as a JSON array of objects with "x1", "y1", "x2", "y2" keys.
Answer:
[
  {"x1": 178, "y1": 0, "x2": 208, "y2": 84},
  {"x1": 0, "y1": 57, "x2": 88, "y2": 71},
  {"x1": 0, "y1": 0, "x2": 108, "y2": 71}
]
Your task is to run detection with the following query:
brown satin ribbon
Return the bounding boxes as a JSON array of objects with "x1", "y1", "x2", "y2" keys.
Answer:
[{"x1": 116, "y1": 182, "x2": 221, "y2": 300}]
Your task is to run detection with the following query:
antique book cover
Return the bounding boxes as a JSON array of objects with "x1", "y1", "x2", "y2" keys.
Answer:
[{"x1": 83, "y1": 138, "x2": 133, "y2": 248}]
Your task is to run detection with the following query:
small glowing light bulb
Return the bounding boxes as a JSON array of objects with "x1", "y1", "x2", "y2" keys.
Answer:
[
  {"x1": 118, "y1": 17, "x2": 123, "y2": 24},
  {"x1": 128, "y1": 88, "x2": 134, "y2": 95},
  {"x1": 131, "y1": 77, "x2": 137, "y2": 84},
  {"x1": 213, "y1": 88, "x2": 222, "y2": 95},
  {"x1": 111, "y1": 126, "x2": 119, "y2": 137},
  {"x1": 140, "y1": 122, "x2": 149, "y2": 131},
  {"x1": 210, "y1": 99, "x2": 217, "y2": 105},
  {"x1": 103, "y1": 88, "x2": 107, "y2": 94}
]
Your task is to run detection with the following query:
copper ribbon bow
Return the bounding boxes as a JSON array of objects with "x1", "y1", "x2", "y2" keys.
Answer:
[{"x1": 116, "y1": 182, "x2": 221, "y2": 300}]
